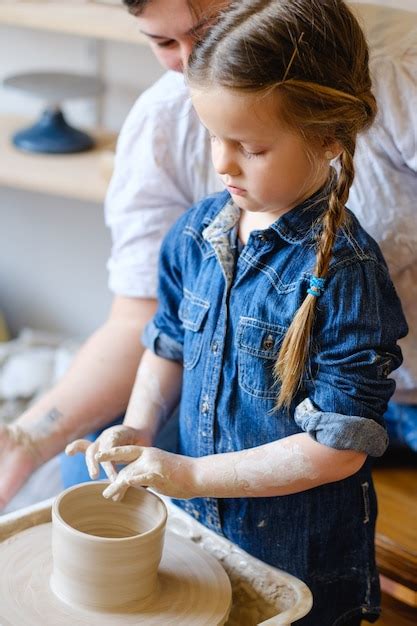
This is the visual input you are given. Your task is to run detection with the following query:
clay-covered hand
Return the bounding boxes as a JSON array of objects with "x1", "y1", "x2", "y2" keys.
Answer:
[
  {"x1": 0, "y1": 423, "x2": 41, "y2": 510},
  {"x1": 97, "y1": 446, "x2": 198, "y2": 502},
  {"x1": 65, "y1": 425, "x2": 153, "y2": 482}
]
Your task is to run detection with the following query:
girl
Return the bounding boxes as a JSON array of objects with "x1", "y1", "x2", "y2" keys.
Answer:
[{"x1": 67, "y1": 1, "x2": 407, "y2": 623}]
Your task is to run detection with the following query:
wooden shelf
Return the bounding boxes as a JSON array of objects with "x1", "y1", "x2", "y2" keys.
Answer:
[
  {"x1": 0, "y1": 1, "x2": 146, "y2": 45},
  {"x1": 0, "y1": 115, "x2": 116, "y2": 203}
]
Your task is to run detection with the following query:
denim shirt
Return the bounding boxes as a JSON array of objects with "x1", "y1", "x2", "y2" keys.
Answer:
[{"x1": 143, "y1": 190, "x2": 407, "y2": 625}]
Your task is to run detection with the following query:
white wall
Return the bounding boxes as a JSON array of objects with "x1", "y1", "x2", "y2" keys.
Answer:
[
  {"x1": 0, "y1": 188, "x2": 111, "y2": 338},
  {"x1": 0, "y1": 24, "x2": 163, "y2": 338}
]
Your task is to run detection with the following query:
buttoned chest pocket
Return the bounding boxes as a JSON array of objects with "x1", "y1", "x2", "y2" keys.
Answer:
[
  {"x1": 237, "y1": 317, "x2": 286, "y2": 399},
  {"x1": 178, "y1": 290, "x2": 210, "y2": 370}
]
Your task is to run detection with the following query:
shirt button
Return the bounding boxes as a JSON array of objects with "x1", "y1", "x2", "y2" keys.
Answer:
[
  {"x1": 211, "y1": 341, "x2": 218, "y2": 353},
  {"x1": 262, "y1": 335, "x2": 274, "y2": 350},
  {"x1": 201, "y1": 401, "x2": 209, "y2": 414},
  {"x1": 258, "y1": 234, "x2": 268, "y2": 242}
]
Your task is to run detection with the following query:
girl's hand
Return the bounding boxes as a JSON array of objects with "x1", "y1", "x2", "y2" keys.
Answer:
[
  {"x1": 97, "y1": 446, "x2": 198, "y2": 502},
  {"x1": 65, "y1": 425, "x2": 153, "y2": 482}
]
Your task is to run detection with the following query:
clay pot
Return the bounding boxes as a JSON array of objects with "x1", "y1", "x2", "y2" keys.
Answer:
[{"x1": 50, "y1": 482, "x2": 167, "y2": 610}]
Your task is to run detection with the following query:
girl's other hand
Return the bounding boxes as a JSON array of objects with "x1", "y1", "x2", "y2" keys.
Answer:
[
  {"x1": 65, "y1": 425, "x2": 153, "y2": 482},
  {"x1": 97, "y1": 446, "x2": 198, "y2": 502}
]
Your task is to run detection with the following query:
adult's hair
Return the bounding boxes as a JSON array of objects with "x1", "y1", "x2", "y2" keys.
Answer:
[
  {"x1": 123, "y1": 0, "x2": 195, "y2": 16},
  {"x1": 187, "y1": 0, "x2": 377, "y2": 409}
]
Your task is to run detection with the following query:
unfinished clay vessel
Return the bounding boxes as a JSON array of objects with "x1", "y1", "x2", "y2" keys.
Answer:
[{"x1": 50, "y1": 481, "x2": 167, "y2": 610}]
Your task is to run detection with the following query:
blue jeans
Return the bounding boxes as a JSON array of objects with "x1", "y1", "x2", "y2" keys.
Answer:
[{"x1": 60, "y1": 410, "x2": 179, "y2": 488}]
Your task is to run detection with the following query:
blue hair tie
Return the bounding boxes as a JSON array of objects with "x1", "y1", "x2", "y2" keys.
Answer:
[{"x1": 307, "y1": 275, "x2": 326, "y2": 297}]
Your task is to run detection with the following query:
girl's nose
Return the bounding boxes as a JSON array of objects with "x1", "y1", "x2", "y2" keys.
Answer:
[{"x1": 213, "y1": 144, "x2": 240, "y2": 177}]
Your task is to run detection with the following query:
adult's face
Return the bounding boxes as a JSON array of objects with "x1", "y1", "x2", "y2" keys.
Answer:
[{"x1": 136, "y1": 0, "x2": 229, "y2": 72}]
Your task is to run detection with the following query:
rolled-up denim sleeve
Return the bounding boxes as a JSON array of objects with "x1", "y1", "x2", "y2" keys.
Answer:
[
  {"x1": 142, "y1": 319, "x2": 183, "y2": 361},
  {"x1": 297, "y1": 257, "x2": 408, "y2": 457},
  {"x1": 294, "y1": 398, "x2": 388, "y2": 456},
  {"x1": 141, "y1": 213, "x2": 189, "y2": 363}
]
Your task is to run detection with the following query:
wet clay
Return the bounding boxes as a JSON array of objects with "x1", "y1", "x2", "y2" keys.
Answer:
[
  {"x1": 0, "y1": 524, "x2": 232, "y2": 626},
  {"x1": 7, "y1": 423, "x2": 42, "y2": 462},
  {"x1": 50, "y1": 483, "x2": 167, "y2": 610},
  {"x1": 0, "y1": 483, "x2": 232, "y2": 626}
]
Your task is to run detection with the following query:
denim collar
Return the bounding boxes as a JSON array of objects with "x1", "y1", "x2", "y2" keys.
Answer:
[
  {"x1": 202, "y1": 187, "x2": 330, "y2": 285},
  {"x1": 202, "y1": 198, "x2": 240, "y2": 287},
  {"x1": 203, "y1": 186, "x2": 330, "y2": 248},
  {"x1": 270, "y1": 189, "x2": 329, "y2": 244}
]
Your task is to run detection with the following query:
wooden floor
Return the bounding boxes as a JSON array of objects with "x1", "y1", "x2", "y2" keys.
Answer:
[
  {"x1": 378, "y1": 593, "x2": 417, "y2": 626},
  {"x1": 373, "y1": 460, "x2": 417, "y2": 594},
  {"x1": 369, "y1": 450, "x2": 417, "y2": 625}
]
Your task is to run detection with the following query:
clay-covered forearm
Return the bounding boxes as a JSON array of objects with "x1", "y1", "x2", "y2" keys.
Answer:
[
  {"x1": 95, "y1": 432, "x2": 366, "y2": 502},
  {"x1": 192, "y1": 433, "x2": 367, "y2": 498},
  {"x1": 11, "y1": 296, "x2": 157, "y2": 462},
  {"x1": 123, "y1": 348, "x2": 183, "y2": 440}
]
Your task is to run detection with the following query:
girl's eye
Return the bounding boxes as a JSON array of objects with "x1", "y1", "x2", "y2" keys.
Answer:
[{"x1": 240, "y1": 145, "x2": 265, "y2": 159}]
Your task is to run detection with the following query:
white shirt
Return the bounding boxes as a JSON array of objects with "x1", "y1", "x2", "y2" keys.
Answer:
[
  {"x1": 105, "y1": 73, "x2": 221, "y2": 298},
  {"x1": 348, "y1": 4, "x2": 417, "y2": 401},
  {"x1": 105, "y1": 3, "x2": 417, "y2": 401}
]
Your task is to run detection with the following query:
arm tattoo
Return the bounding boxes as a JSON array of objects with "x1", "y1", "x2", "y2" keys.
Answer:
[{"x1": 26, "y1": 408, "x2": 64, "y2": 437}]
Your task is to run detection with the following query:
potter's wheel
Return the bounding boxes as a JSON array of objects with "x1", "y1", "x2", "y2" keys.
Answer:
[{"x1": 0, "y1": 523, "x2": 232, "y2": 625}]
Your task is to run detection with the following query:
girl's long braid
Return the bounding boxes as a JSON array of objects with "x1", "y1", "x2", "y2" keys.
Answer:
[
  {"x1": 316, "y1": 147, "x2": 355, "y2": 277},
  {"x1": 275, "y1": 147, "x2": 355, "y2": 408}
]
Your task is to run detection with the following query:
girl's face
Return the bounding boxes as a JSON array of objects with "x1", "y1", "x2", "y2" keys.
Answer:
[
  {"x1": 136, "y1": 0, "x2": 229, "y2": 72},
  {"x1": 192, "y1": 86, "x2": 334, "y2": 223}
]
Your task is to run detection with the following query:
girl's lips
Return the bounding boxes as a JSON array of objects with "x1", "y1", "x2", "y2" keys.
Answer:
[{"x1": 227, "y1": 185, "x2": 247, "y2": 196}]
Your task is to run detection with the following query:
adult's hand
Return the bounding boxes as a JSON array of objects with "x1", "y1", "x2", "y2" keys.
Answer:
[
  {"x1": 0, "y1": 423, "x2": 41, "y2": 510},
  {"x1": 65, "y1": 425, "x2": 153, "y2": 482}
]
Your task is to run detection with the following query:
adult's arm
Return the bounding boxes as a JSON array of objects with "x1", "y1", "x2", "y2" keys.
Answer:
[
  {"x1": 0, "y1": 295, "x2": 156, "y2": 510},
  {"x1": 0, "y1": 73, "x2": 213, "y2": 509}
]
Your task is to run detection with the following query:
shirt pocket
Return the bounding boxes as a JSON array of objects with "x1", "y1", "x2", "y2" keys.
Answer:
[
  {"x1": 236, "y1": 317, "x2": 286, "y2": 399},
  {"x1": 178, "y1": 289, "x2": 210, "y2": 370}
]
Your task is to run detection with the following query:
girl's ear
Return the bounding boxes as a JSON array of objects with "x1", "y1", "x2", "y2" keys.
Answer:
[{"x1": 321, "y1": 138, "x2": 343, "y2": 161}]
